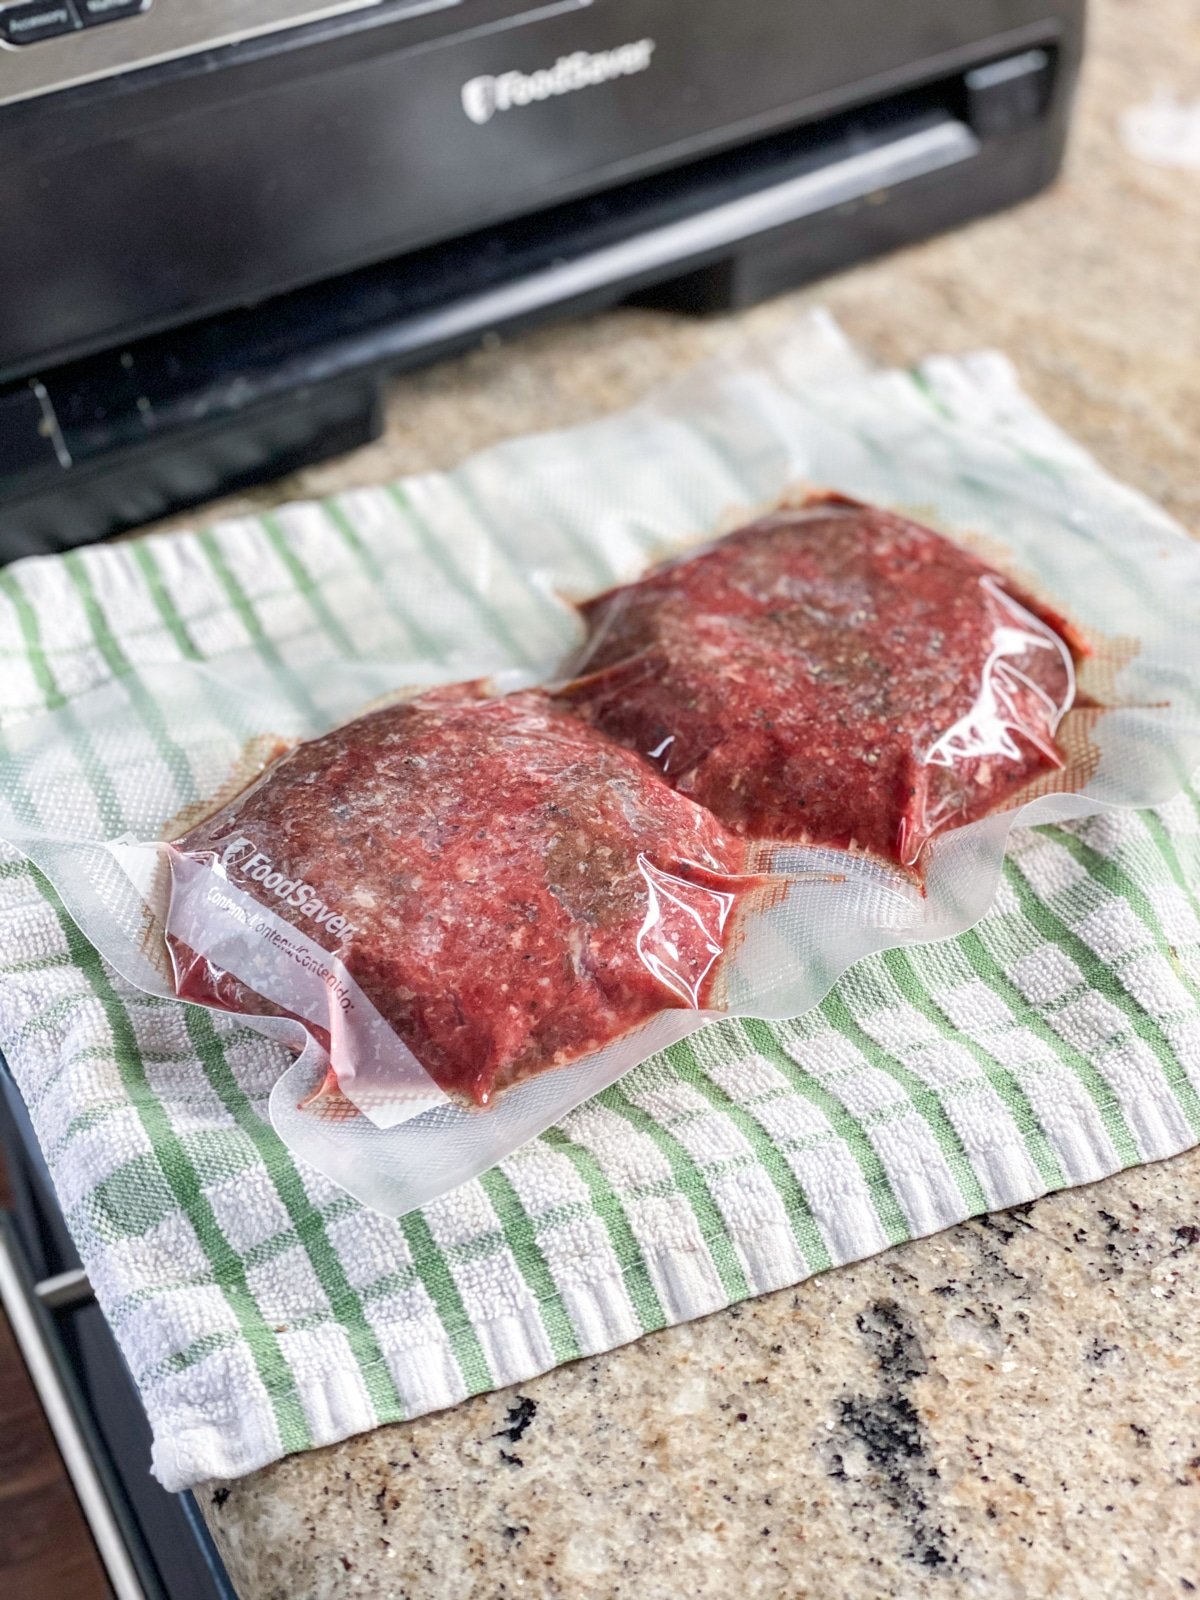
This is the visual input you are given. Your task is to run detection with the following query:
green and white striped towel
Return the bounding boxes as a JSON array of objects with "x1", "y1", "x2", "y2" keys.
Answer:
[{"x1": 1, "y1": 320, "x2": 1198, "y2": 1489}]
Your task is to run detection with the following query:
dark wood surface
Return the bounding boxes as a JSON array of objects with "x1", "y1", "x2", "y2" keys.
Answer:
[{"x1": 0, "y1": 1153, "x2": 109, "y2": 1600}]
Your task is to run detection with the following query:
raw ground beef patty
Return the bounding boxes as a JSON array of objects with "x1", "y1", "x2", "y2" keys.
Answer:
[
  {"x1": 167, "y1": 684, "x2": 753, "y2": 1105},
  {"x1": 557, "y1": 494, "x2": 1082, "y2": 870}
]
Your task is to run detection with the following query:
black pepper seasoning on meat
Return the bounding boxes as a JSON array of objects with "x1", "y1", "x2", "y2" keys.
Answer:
[
  {"x1": 168, "y1": 685, "x2": 754, "y2": 1105},
  {"x1": 558, "y1": 493, "x2": 1082, "y2": 872}
]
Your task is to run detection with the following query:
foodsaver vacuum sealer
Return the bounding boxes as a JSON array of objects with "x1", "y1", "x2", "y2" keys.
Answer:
[{"x1": 0, "y1": 0, "x2": 1085, "y2": 558}]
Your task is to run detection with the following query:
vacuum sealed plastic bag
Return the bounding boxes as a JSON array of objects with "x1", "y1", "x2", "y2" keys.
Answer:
[
  {"x1": 159, "y1": 491, "x2": 1085, "y2": 1132},
  {"x1": 558, "y1": 492, "x2": 1085, "y2": 871},
  {"x1": 1, "y1": 313, "x2": 1198, "y2": 1215},
  {"x1": 165, "y1": 682, "x2": 757, "y2": 1117}
]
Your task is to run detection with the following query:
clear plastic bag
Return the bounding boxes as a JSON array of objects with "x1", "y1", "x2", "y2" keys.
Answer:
[
  {"x1": 1, "y1": 313, "x2": 1198, "y2": 1216},
  {"x1": 163, "y1": 681, "x2": 759, "y2": 1118},
  {"x1": 557, "y1": 492, "x2": 1084, "y2": 871}
]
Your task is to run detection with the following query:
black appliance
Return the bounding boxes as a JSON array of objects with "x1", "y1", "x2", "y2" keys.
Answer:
[
  {"x1": 0, "y1": 1059, "x2": 238, "y2": 1600},
  {"x1": 0, "y1": 0, "x2": 1085, "y2": 561}
]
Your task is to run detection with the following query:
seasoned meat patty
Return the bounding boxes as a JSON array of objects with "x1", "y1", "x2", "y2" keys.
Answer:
[
  {"x1": 557, "y1": 494, "x2": 1081, "y2": 870},
  {"x1": 168, "y1": 684, "x2": 753, "y2": 1105}
]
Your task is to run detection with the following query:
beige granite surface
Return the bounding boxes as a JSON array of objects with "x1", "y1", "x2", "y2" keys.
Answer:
[{"x1": 197, "y1": 1, "x2": 1200, "y2": 1594}]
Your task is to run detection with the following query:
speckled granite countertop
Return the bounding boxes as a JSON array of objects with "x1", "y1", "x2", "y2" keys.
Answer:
[
  {"x1": 195, "y1": 1, "x2": 1200, "y2": 1593},
  {"x1": 206, "y1": 1162, "x2": 1200, "y2": 1599}
]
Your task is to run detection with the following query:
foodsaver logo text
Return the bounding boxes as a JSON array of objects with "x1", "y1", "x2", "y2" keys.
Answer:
[
  {"x1": 219, "y1": 835, "x2": 357, "y2": 940},
  {"x1": 461, "y1": 39, "x2": 656, "y2": 126}
]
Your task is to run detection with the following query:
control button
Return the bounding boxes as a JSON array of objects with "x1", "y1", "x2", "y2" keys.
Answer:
[
  {"x1": 0, "y1": 1, "x2": 80, "y2": 45},
  {"x1": 76, "y1": 0, "x2": 150, "y2": 24}
]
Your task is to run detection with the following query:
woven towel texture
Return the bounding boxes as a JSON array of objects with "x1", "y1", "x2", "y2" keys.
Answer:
[{"x1": 0, "y1": 334, "x2": 1197, "y2": 1490}]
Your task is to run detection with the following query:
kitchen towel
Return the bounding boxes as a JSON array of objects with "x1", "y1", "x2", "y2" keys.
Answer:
[{"x1": 0, "y1": 318, "x2": 1197, "y2": 1490}]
